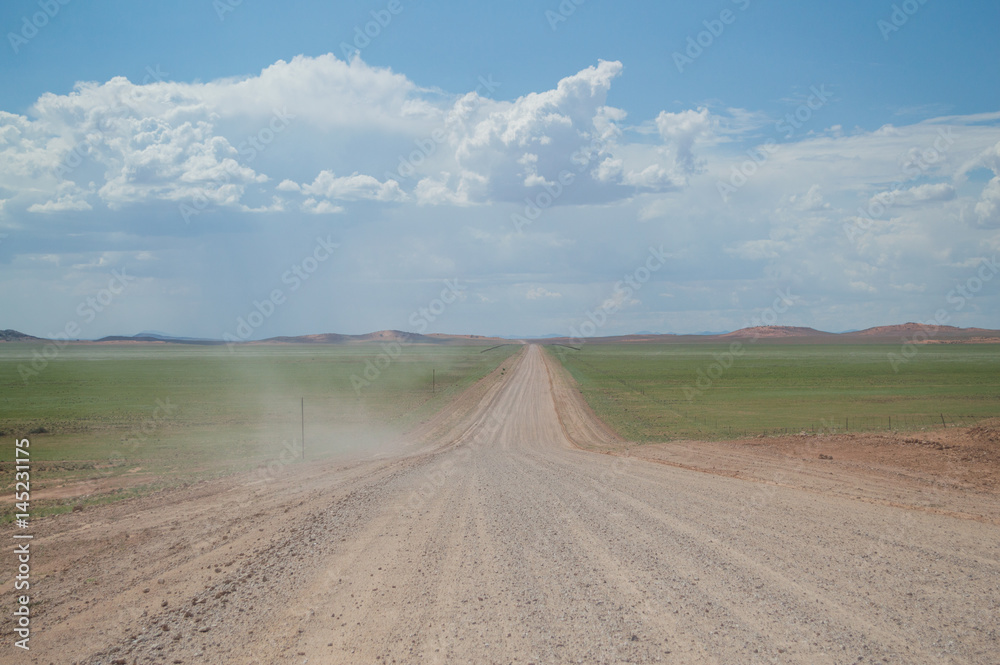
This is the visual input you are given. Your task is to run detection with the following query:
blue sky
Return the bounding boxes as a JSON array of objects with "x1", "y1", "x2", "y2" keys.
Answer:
[{"x1": 2, "y1": 0, "x2": 1000, "y2": 338}]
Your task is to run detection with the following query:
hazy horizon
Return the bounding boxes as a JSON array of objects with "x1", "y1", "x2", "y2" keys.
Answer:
[{"x1": 6, "y1": 320, "x2": 998, "y2": 344}]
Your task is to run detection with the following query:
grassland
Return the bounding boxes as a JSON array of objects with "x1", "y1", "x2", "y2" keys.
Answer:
[
  {"x1": 0, "y1": 342, "x2": 519, "y2": 519},
  {"x1": 548, "y1": 342, "x2": 1000, "y2": 442}
]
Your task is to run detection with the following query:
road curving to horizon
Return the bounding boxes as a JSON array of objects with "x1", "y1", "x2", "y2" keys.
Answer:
[{"x1": 10, "y1": 344, "x2": 999, "y2": 664}]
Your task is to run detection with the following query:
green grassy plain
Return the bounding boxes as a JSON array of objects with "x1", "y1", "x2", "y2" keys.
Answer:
[
  {"x1": 1, "y1": 342, "x2": 519, "y2": 519},
  {"x1": 548, "y1": 342, "x2": 1000, "y2": 442}
]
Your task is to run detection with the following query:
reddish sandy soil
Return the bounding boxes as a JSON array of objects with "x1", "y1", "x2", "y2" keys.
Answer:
[{"x1": 603, "y1": 428, "x2": 1000, "y2": 525}]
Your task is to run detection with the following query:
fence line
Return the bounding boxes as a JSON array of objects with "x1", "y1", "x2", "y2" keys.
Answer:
[{"x1": 667, "y1": 413, "x2": 988, "y2": 438}]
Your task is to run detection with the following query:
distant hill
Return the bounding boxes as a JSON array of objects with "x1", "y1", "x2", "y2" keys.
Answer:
[
  {"x1": 133, "y1": 331, "x2": 222, "y2": 343},
  {"x1": 848, "y1": 323, "x2": 1000, "y2": 339},
  {"x1": 0, "y1": 329, "x2": 41, "y2": 342},
  {"x1": 261, "y1": 330, "x2": 509, "y2": 345},
  {"x1": 535, "y1": 324, "x2": 1000, "y2": 345},
  {"x1": 93, "y1": 333, "x2": 226, "y2": 345},
  {"x1": 721, "y1": 326, "x2": 836, "y2": 339}
]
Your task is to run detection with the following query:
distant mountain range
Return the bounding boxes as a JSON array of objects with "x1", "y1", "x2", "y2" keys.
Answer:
[
  {"x1": 2, "y1": 324, "x2": 999, "y2": 345},
  {"x1": 94, "y1": 331, "x2": 229, "y2": 345},
  {"x1": 533, "y1": 323, "x2": 1000, "y2": 345}
]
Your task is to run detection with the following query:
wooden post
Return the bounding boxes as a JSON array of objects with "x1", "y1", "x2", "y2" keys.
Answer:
[
  {"x1": 940, "y1": 413, "x2": 946, "y2": 427},
  {"x1": 301, "y1": 397, "x2": 305, "y2": 459}
]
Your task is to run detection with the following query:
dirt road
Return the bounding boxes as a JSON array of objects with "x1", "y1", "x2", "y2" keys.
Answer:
[{"x1": 8, "y1": 345, "x2": 999, "y2": 664}]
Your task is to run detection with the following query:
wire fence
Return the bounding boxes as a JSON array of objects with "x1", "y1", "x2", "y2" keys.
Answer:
[{"x1": 666, "y1": 413, "x2": 993, "y2": 439}]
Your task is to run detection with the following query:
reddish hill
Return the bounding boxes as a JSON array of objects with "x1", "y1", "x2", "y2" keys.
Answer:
[{"x1": 721, "y1": 326, "x2": 835, "y2": 339}]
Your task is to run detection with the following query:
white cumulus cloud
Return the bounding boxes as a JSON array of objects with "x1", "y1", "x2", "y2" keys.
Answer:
[{"x1": 294, "y1": 170, "x2": 406, "y2": 202}]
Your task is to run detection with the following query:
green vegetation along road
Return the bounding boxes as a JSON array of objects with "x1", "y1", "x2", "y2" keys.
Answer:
[{"x1": 548, "y1": 342, "x2": 1000, "y2": 441}]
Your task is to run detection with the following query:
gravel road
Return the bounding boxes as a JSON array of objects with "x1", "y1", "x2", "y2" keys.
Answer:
[{"x1": 10, "y1": 344, "x2": 999, "y2": 664}]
